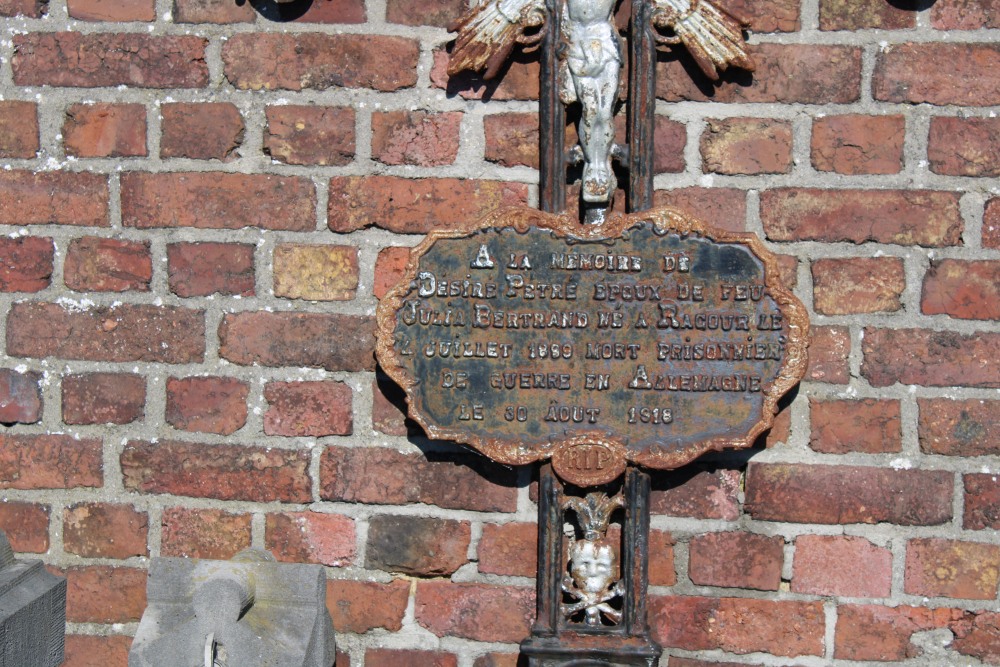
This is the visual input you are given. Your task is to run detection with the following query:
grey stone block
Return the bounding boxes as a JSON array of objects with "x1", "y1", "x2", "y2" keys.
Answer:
[
  {"x1": 129, "y1": 548, "x2": 336, "y2": 667},
  {"x1": 0, "y1": 531, "x2": 67, "y2": 667}
]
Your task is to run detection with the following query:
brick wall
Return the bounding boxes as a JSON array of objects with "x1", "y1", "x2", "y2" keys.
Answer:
[{"x1": 0, "y1": 0, "x2": 998, "y2": 665}]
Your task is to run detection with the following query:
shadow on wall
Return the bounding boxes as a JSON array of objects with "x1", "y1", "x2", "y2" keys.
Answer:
[
  {"x1": 886, "y1": 0, "x2": 936, "y2": 10},
  {"x1": 245, "y1": 0, "x2": 318, "y2": 21}
]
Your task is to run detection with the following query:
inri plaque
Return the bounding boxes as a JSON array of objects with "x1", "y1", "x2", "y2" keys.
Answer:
[{"x1": 376, "y1": 207, "x2": 808, "y2": 486}]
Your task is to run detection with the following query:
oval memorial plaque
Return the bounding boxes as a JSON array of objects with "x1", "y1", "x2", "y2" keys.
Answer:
[{"x1": 375, "y1": 206, "x2": 808, "y2": 487}]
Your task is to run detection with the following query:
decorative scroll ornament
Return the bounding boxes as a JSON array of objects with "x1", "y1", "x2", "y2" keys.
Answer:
[{"x1": 561, "y1": 492, "x2": 626, "y2": 625}]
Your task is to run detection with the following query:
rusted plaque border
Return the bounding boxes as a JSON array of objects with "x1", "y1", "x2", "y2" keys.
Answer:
[{"x1": 375, "y1": 205, "x2": 809, "y2": 481}]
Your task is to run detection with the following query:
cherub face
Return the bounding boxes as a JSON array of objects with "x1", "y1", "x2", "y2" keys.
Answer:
[{"x1": 570, "y1": 540, "x2": 616, "y2": 593}]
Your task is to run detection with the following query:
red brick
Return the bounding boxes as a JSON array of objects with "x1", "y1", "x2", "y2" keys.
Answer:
[
  {"x1": 793, "y1": 535, "x2": 891, "y2": 598},
  {"x1": 373, "y1": 247, "x2": 411, "y2": 300},
  {"x1": 7, "y1": 302, "x2": 204, "y2": 363},
  {"x1": 0, "y1": 0, "x2": 44, "y2": 17},
  {"x1": 287, "y1": 0, "x2": 365, "y2": 23},
  {"x1": 0, "y1": 502, "x2": 49, "y2": 553},
  {"x1": 371, "y1": 110, "x2": 462, "y2": 167},
  {"x1": 372, "y1": 373, "x2": 410, "y2": 436},
  {"x1": 812, "y1": 114, "x2": 904, "y2": 175},
  {"x1": 173, "y1": 0, "x2": 254, "y2": 23},
  {"x1": 835, "y1": 604, "x2": 969, "y2": 661},
  {"x1": 658, "y1": 44, "x2": 861, "y2": 104},
  {"x1": 473, "y1": 654, "x2": 520, "y2": 667},
  {"x1": 166, "y1": 376, "x2": 248, "y2": 435},
  {"x1": 932, "y1": 0, "x2": 1000, "y2": 29},
  {"x1": 650, "y1": 468, "x2": 741, "y2": 520},
  {"x1": 122, "y1": 440, "x2": 311, "y2": 502},
  {"x1": 813, "y1": 257, "x2": 905, "y2": 315},
  {"x1": 160, "y1": 102, "x2": 244, "y2": 161},
  {"x1": 167, "y1": 242, "x2": 254, "y2": 297},
  {"x1": 964, "y1": 474, "x2": 1000, "y2": 531},
  {"x1": 62, "y1": 565, "x2": 146, "y2": 623},
  {"x1": 64, "y1": 237, "x2": 151, "y2": 292},
  {"x1": 650, "y1": 596, "x2": 824, "y2": 656},
  {"x1": 326, "y1": 578, "x2": 409, "y2": 634},
  {"x1": 863, "y1": 328, "x2": 1000, "y2": 388},
  {"x1": 13, "y1": 33, "x2": 207, "y2": 88},
  {"x1": 0, "y1": 171, "x2": 108, "y2": 227},
  {"x1": 986, "y1": 198, "x2": 1000, "y2": 250},
  {"x1": 689, "y1": 532, "x2": 783, "y2": 591},
  {"x1": 329, "y1": 176, "x2": 528, "y2": 234},
  {"x1": 807, "y1": 325, "x2": 850, "y2": 384},
  {"x1": 122, "y1": 172, "x2": 315, "y2": 231},
  {"x1": 906, "y1": 538, "x2": 1000, "y2": 600},
  {"x1": 367, "y1": 515, "x2": 469, "y2": 576},
  {"x1": 0, "y1": 237, "x2": 53, "y2": 292},
  {"x1": 922, "y1": 259, "x2": 1000, "y2": 321},
  {"x1": 652, "y1": 188, "x2": 747, "y2": 232},
  {"x1": 819, "y1": 0, "x2": 914, "y2": 29},
  {"x1": 161, "y1": 507, "x2": 251, "y2": 559},
  {"x1": 63, "y1": 503, "x2": 148, "y2": 559},
  {"x1": 723, "y1": 0, "x2": 799, "y2": 30},
  {"x1": 479, "y1": 522, "x2": 536, "y2": 577},
  {"x1": 875, "y1": 43, "x2": 1000, "y2": 106},
  {"x1": 386, "y1": 0, "x2": 464, "y2": 26},
  {"x1": 745, "y1": 463, "x2": 953, "y2": 525},
  {"x1": 0, "y1": 101, "x2": 38, "y2": 158},
  {"x1": 321, "y1": 446, "x2": 518, "y2": 512},
  {"x1": 929, "y1": 117, "x2": 1000, "y2": 177},
  {"x1": 701, "y1": 118, "x2": 792, "y2": 175},
  {"x1": 483, "y1": 112, "x2": 541, "y2": 168},
  {"x1": 430, "y1": 48, "x2": 540, "y2": 101},
  {"x1": 919, "y1": 398, "x2": 1000, "y2": 456},
  {"x1": 415, "y1": 581, "x2": 533, "y2": 642},
  {"x1": 273, "y1": 244, "x2": 359, "y2": 301},
  {"x1": 667, "y1": 660, "x2": 753, "y2": 667},
  {"x1": 0, "y1": 368, "x2": 41, "y2": 424},
  {"x1": 63, "y1": 635, "x2": 130, "y2": 667},
  {"x1": 952, "y1": 611, "x2": 1000, "y2": 664},
  {"x1": 761, "y1": 189, "x2": 963, "y2": 246},
  {"x1": 223, "y1": 34, "x2": 418, "y2": 92},
  {"x1": 0, "y1": 435, "x2": 102, "y2": 490},
  {"x1": 265, "y1": 512, "x2": 356, "y2": 566},
  {"x1": 809, "y1": 398, "x2": 901, "y2": 454},
  {"x1": 366, "y1": 649, "x2": 456, "y2": 667},
  {"x1": 219, "y1": 312, "x2": 374, "y2": 371},
  {"x1": 265, "y1": 105, "x2": 355, "y2": 166},
  {"x1": 68, "y1": 0, "x2": 154, "y2": 20},
  {"x1": 264, "y1": 381, "x2": 352, "y2": 437},
  {"x1": 649, "y1": 529, "x2": 676, "y2": 586},
  {"x1": 62, "y1": 373, "x2": 144, "y2": 425},
  {"x1": 63, "y1": 103, "x2": 146, "y2": 158}
]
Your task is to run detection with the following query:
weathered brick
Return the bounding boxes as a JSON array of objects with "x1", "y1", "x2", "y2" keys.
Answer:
[
  {"x1": 473, "y1": 653, "x2": 520, "y2": 667},
  {"x1": 811, "y1": 114, "x2": 904, "y2": 175},
  {"x1": 430, "y1": 49, "x2": 539, "y2": 101},
  {"x1": 819, "y1": 0, "x2": 914, "y2": 29},
  {"x1": 0, "y1": 171, "x2": 108, "y2": 227},
  {"x1": 264, "y1": 105, "x2": 355, "y2": 166},
  {"x1": 929, "y1": 116, "x2": 1000, "y2": 177},
  {"x1": 367, "y1": 515, "x2": 469, "y2": 576},
  {"x1": 219, "y1": 312, "x2": 374, "y2": 371},
  {"x1": 63, "y1": 635, "x2": 131, "y2": 667},
  {"x1": 0, "y1": 0, "x2": 45, "y2": 17},
  {"x1": 657, "y1": 44, "x2": 861, "y2": 104},
  {"x1": 372, "y1": 111, "x2": 462, "y2": 167},
  {"x1": 809, "y1": 398, "x2": 901, "y2": 454},
  {"x1": 964, "y1": 474, "x2": 1000, "y2": 531},
  {"x1": 122, "y1": 172, "x2": 315, "y2": 231},
  {"x1": 62, "y1": 565, "x2": 146, "y2": 623},
  {"x1": 483, "y1": 112, "x2": 541, "y2": 169},
  {"x1": 0, "y1": 501, "x2": 49, "y2": 553},
  {"x1": 835, "y1": 604, "x2": 970, "y2": 661},
  {"x1": 167, "y1": 242, "x2": 255, "y2": 297},
  {"x1": 650, "y1": 596, "x2": 825, "y2": 656},
  {"x1": 320, "y1": 446, "x2": 518, "y2": 512},
  {"x1": 415, "y1": 581, "x2": 533, "y2": 642},
  {"x1": 874, "y1": 43, "x2": 1000, "y2": 106},
  {"x1": 478, "y1": 522, "x2": 536, "y2": 577},
  {"x1": 366, "y1": 649, "x2": 457, "y2": 667},
  {"x1": 62, "y1": 373, "x2": 145, "y2": 425},
  {"x1": 761, "y1": 189, "x2": 963, "y2": 246},
  {"x1": 63, "y1": 103, "x2": 146, "y2": 158},
  {"x1": 812, "y1": 257, "x2": 905, "y2": 314},
  {"x1": 932, "y1": 0, "x2": 1000, "y2": 29},
  {"x1": 700, "y1": 118, "x2": 792, "y2": 175},
  {"x1": 264, "y1": 381, "x2": 352, "y2": 437},
  {"x1": 273, "y1": 244, "x2": 359, "y2": 301},
  {"x1": 793, "y1": 535, "x2": 892, "y2": 598},
  {"x1": 725, "y1": 0, "x2": 799, "y2": 31},
  {"x1": 64, "y1": 237, "x2": 151, "y2": 292},
  {"x1": 649, "y1": 530, "x2": 676, "y2": 586},
  {"x1": 807, "y1": 325, "x2": 850, "y2": 384},
  {"x1": 63, "y1": 503, "x2": 148, "y2": 559},
  {"x1": 689, "y1": 532, "x2": 783, "y2": 590},
  {"x1": 13, "y1": 33, "x2": 207, "y2": 88},
  {"x1": 952, "y1": 611, "x2": 1000, "y2": 664},
  {"x1": 8, "y1": 302, "x2": 204, "y2": 363},
  {"x1": 0, "y1": 101, "x2": 38, "y2": 158},
  {"x1": 863, "y1": 328, "x2": 1000, "y2": 388},
  {"x1": 173, "y1": 0, "x2": 254, "y2": 22},
  {"x1": 919, "y1": 398, "x2": 1000, "y2": 456},
  {"x1": 160, "y1": 102, "x2": 244, "y2": 161},
  {"x1": 223, "y1": 34, "x2": 418, "y2": 92},
  {"x1": 326, "y1": 578, "x2": 409, "y2": 634},
  {"x1": 0, "y1": 368, "x2": 41, "y2": 425},
  {"x1": 286, "y1": 0, "x2": 365, "y2": 23},
  {"x1": 986, "y1": 198, "x2": 1000, "y2": 250},
  {"x1": 265, "y1": 511, "x2": 356, "y2": 566},
  {"x1": 386, "y1": 0, "x2": 464, "y2": 26},
  {"x1": 0, "y1": 237, "x2": 53, "y2": 293},
  {"x1": 745, "y1": 463, "x2": 953, "y2": 525},
  {"x1": 0, "y1": 435, "x2": 102, "y2": 490},
  {"x1": 922, "y1": 259, "x2": 1000, "y2": 321},
  {"x1": 68, "y1": 0, "x2": 154, "y2": 21},
  {"x1": 373, "y1": 247, "x2": 411, "y2": 300},
  {"x1": 166, "y1": 376, "x2": 249, "y2": 435},
  {"x1": 652, "y1": 188, "x2": 747, "y2": 232},
  {"x1": 161, "y1": 507, "x2": 251, "y2": 559},
  {"x1": 650, "y1": 467, "x2": 741, "y2": 520},
  {"x1": 329, "y1": 176, "x2": 528, "y2": 234},
  {"x1": 372, "y1": 373, "x2": 411, "y2": 436},
  {"x1": 905, "y1": 538, "x2": 1000, "y2": 600},
  {"x1": 667, "y1": 660, "x2": 753, "y2": 667},
  {"x1": 122, "y1": 440, "x2": 311, "y2": 502}
]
